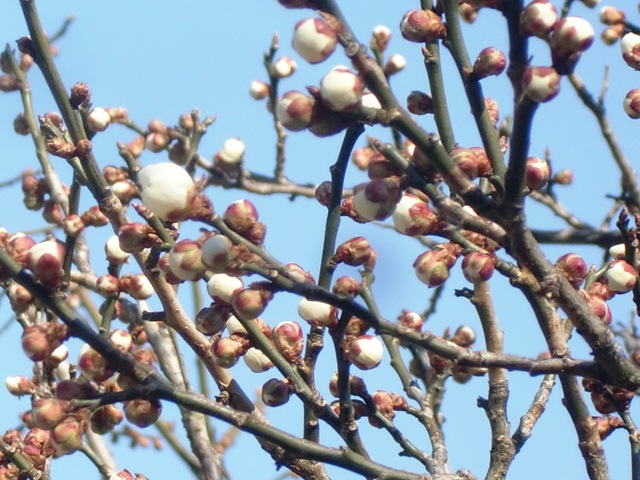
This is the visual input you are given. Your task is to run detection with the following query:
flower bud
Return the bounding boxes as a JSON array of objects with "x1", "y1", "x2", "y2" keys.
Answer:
[
  {"x1": 601, "y1": 25, "x2": 623, "y2": 46},
  {"x1": 623, "y1": 89, "x2": 640, "y2": 119},
  {"x1": 137, "y1": 162, "x2": 196, "y2": 221},
  {"x1": 207, "y1": 273, "x2": 244, "y2": 303},
  {"x1": 117, "y1": 223, "x2": 155, "y2": 254},
  {"x1": 347, "y1": 335, "x2": 384, "y2": 370},
  {"x1": 298, "y1": 298, "x2": 336, "y2": 327},
  {"x1": 550, "y1": 17, "x2": 594, "y2": 58},
  {"x1": 333, "y1": 236, "x2": 376, "y2": 270},
  {"x1": 261, "y1": 378, "x2": 292, "y2": 407},
  {"x1": 78, "y1": 343, "x2": 109, "y2": 381},
  {"x1": 27, "y1": 240, "x2": 65, "y2": 289},
  {"x1": 86, "y1": 107, "x2": 111, "y2": 132},
  {"x1": 621, "y1": 33, "x2": 640, "y2": 70},
  {"x1": 552, "y1": 169, "x2": 573, "y2": 185},
  {"x1": 461, "y1": 252, "x2": 495, "y2": 283},
  {"x1": 51, "y1": 414, "x2": 87, "y2": 454},
  {"x1": 21, "y1": 325, "x2": 54, "y2": 361},
  {"x1": 5, "y1": 376, "x2": 35, "y2": 396},
  {"x1": 212, "y1": 337, "x2": 244, "y2": 368},
  {"x1": 119, "y1": 273, "x2": 154, "y2": 300},
  {"x1": 522, "y1": 66, "x2": 561, "y2": 103},
  {"x1": 384, "y1": 54, "x2": 407, "y2": 76},
  {"x1": 215, "y1": 138, "x2": 245, "y2": 165},
  {"x1": 520, "y1": 0, "x2": 558, "y2": 38},
  {"x1": 392, "y1": 193, "x2": 438, "y2": 236},
  {"x1": 414, "y1": 250, "x2": 451, "y2": 288},
  {"x1": 582, "y1": 292, "x2": 612, "y2": 324},
  {"x1": 333, "y1": 276, "x2": 361, "y2": 298},
  {"x1": 525, "y1": 157, "x2": 551, "y2": 190},
  {"x1": 368, "y1": 390, "x2": 396, "y2": 427},
  {"x1": 273, "y1": 321, "x2": 304, "y2": 363},
  {"x1": 125, "y1": 136, "x2": 145, "y2": 158},
  {"x1": 406, "y1": 91, "x2": 434, "y2": 115},
  {"x1": 473, "y1": 47, "x2": 506, "y2": 78},
  {"x1": 96, "y1": 274, "x2": 120, "y2": 297},
  {"x1": 273, "y1": 57, "x2": 297, "y2": 78},
  {"x1": 400, "y1": 9, "x2": 446, "y2": 43},
  {"x1": 451, "y1": 325, "x2": 477, "y2": 347},
  {"x1": 399, "y1": 311, "x2": 423, "y2": 333},
  {"x1": 292, "y1": 18, "x2": 338, "y2": 64},
  {"x1": 90, "y1": 404, "x2": 124, "y2": 435},
  {"x1": 195, "y1": 304, "x2": 231, "y2": 336},
  {"x1": 555, "y1": 253, "x2": 588, "y2": 288},
  {"x1": 249, "y1": 80, "x2": 270, "y2": 100},
  {"x1": 201, "y1": 235, "x2": 236, "y2": 272},
  {"x1": 371, "y1": 25, "x2": 392, "y2": 52},
  {"x1": 599, "y1": 6, "x2": 625, "y2": 26},
  {"x1": 8, "y1": 281, "x2": 33, "y2": 313},
  {"x1": 8, "y1": 233, "x2": 36, "y2": 266},
  {"x1": 31, "y1": 398, "x2": 71, "y2": 430},
  {"x1": 319, "y1": 66, "x2": 364, "y2": 112},
  {"x1": 351, "y1": 177, "x2": 401, "y2": 222},
  {"x1": 603, "y1": 260, "x2": 637, "y2": 293},
  {"x1": 231, "y1": 286, "x2": 273, "y2": 320},
  {"x1": 223, "y1": 199, "x2": 265, "y2": 244},
  {"x1": 243, "y1": 347, "x2": 274, "y2": 372},
  {"x1": 144, "y1": 131, "x2": 170, "y2": 153},
  {"x1": 110, "y1": 329, "x2": 133, "y2": 352},
  {"x1": 124, "y1": 398, "x2": 162, "y2": 428},
  {"x1": 103, "y1": 236, "x2": 129, "y2": 265},
  {"x1": 13, "y1": 113, "x2": 30, "y2": 135},
  {"x1": 276, "y1": 90, "x2": 315, "y2": 131},
  {"x1": 586, "y1": 281, "x2": 614, "y2": 300},
  {"x1": 168, "y1": 240, "x2": 206, "y2": 281}
]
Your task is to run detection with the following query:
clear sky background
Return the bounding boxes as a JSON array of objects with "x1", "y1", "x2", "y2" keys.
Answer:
[{"x1": 0, "y1": 1, "x2": 638, "y2": 479}]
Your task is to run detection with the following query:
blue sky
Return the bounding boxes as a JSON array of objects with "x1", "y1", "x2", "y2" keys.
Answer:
[{"x1": 0, "y1": 1, "x2": 638, "y2": 479}]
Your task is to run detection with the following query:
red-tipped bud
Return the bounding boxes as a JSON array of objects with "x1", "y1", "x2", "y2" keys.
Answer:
[
  {"x1": 224, "y1": 199, "x2": 265, "y2": 244},
  {"x1": 522, "y1": 66, "x2": 561, "y2": 103},
  {"x1": 333, "y1": 236, "x2": 376, "y2": 270},
  {"x1": 78, "y1": 344, "x2": 109, "y2": 381},
  {"x1": 212, "y1": 337, "x2": 244, "y2": 368},
  {"x1": 273, "y1": 321, "x2": 304, "y2": 363},
  {"x1": 273, "y1": 57, "x2": 297, "y2": 79},
  {"x1": 399, "y1": 311, "x2": 423, "y2": 332},
  {"x1": 520, "y1": 0, "x2": 558, "y2": 38},
  {"x1": 231, "y1": 286, "x2": 273, "y2": 320},
  {"x1": 371, "y1": 25, "x2": 392, "y2": 52},
  {"x1": 201, "y1": 235, "x2": 236, "y2": 272},
  {"x1": 110, "y1": 329, "x2": 133, "y2": 352},
  {"x1": 276, "y1": 90, "x2": 315, "y2": 131},
  {"x1": 117, "y1": 223, "x2": 155, "y2": 254},
  {"x1": 621, "y1": 33, "x2": 640, "y2": 70},
  {"x1": 582, "y1": 292, "x2": 612, "y2": 325},
  {"x1": 144, "y1": 131, "x2": 170, "y2": 153},
  {"x1": 462, "y1": 252, "x2": 495, "y2": 283},
  {"x1": 22, "y1": 325, "x2": 58, "y2": 362},
  {"x1": 451, "y1": 325, "x2": 477, "y2": 347},
  {"x1": 90, "y1": 404, "x2": 124, "y2": 434},
  {"x1": 119, "y1": 273, "x2": 154, "y2": 300},
  {"x1": 347, "y1": 335, "x2": 384, "y2": 370},
  {"x1": 124, "y1": 398, "x2": 162, "y2": 428},
  {"x1": 384, "y1": 54, "x2": 407, "y2": 76},
  {"x1": 298, "y1": 298, "x2": 336, "y2": 327},
  {"x1": 623, "y1": 89, "x2": 640, "y2": 119},
  {"x1": 400, "y1": 9, "x2": 446, "y2": 43},
  {"x1": 352, "y1": 177, "x2": 401, "y2": 222},
  {"x1": 406, "y1": 90, "x2": 434, "y2": 115},
  {"x1": 555, "y1": 253, "x2": 588, "y2": 288},
  {"x1": 320, "y1": 66, "x2": 364, "y2": 112},
  {"x1": 473, "y1": 47, "x2": 507, "y2": 78},
  {"x1": 27, "y1": 240, "x2": 65, "y2": 289},
  {"x1": 51, "y1": 414, "x2": 87, "y2": 454},
  {"x1": 553, "y1": 169, "x2": 573, "y2": 185},
  {"x1": 603, "y1": 260, "x2": 637, "y2": 293},
  {"x1": 243, "y1": 347, "x2": 274, "y2": 373},
  {"x1": 5, "y1": 376, "x2": 36, "y2": 396},
  {"x1": 249, "y1": 80, "x2": 270, "y2": 100},
  {"x1": 168, "y1": 240, "x2": 206, "y2": 281},
  {"x1": 392, "y1": 193, "x2": 438, "y2": 236},
  {"x1": 292, "y1": 18, "x2": 338, "y2": 64},
  {"x1": 261, "y1": 378, "x2": 292, "y2": 407},
  {"x1": 550, "y1": 17, "x2": 594, "y2": 57},
  {"x1": 525, "y1": 157, "x2": 552, "y2": 190},
  {"x1": 586, "y1": 281, "x2": 613, "y2": 300},
  {"x1": 414, "y1": 248, "x2": 454, "y2": 288},
  {"x1": 333, "y1": 276, "x2": 361, "y2": 298},
  {"x1": 369, "y1": 390, "x2": 396, "y2": 427},
  {"x1": 31, "y1": 398, "x2": 72, "y2": 430},
  {"x1": 96, "y1": 274, "x2": 120, "y2": 297},
  {"x1": 8, "y1": 282, "x2": 33, "y2": 313}
]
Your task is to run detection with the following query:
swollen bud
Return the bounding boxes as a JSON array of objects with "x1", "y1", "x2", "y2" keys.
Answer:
[
  {"x1": 461, "y1": 252, "x2": 495, "y2": 283},
  {"x1": 623, "y1": 89, "x2": 640, "y2": 119},
  {"x1": 520, "y1": 0, "x2": 558, "y2": 38},
  {"x1": 320, "y1": 66, "x2": 364, "y2": 112},
  {"x1": 522, "y1": 66, "x2": 561, "y2": 103},
  {"x1": 400, "y1": 9, "x2": 446, "y2": 43},
  {"x1": 472, "y1": 47, "x2": 507, "y2": 78},
  {"x1": 347, "y1": 335, "x2": 384, "y2": 370},
  {"x1": 603, "y1": 260, "x2": 637, "y2": 294},
  {"x1": 525, "y1": 157, "x2": 552, "y2": 191},
  {"x1": 124, "y1": 398, "x2": 162, "y2": 428},
  {"x1": 262, "y1": 378, "x2": 292, "y2": 407},
  {"x1": 273, "y1": 321, "x2": 304, "y2": 363},
  {"x1": 292, "y1": 18, "x2": 338, "y2": 64}
]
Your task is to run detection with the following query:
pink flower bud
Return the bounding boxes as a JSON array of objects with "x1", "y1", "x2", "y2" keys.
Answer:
[
  {"x1": 399, "y1": 311, "x2": 423, "y2": 332},
  {"x1": 273, "y1": 57, "x2": 297, "y2": 78},
  {"x1": 451, "y1": 325, "x2": 477, "y2": 347},
  {"x1": 473, "y1": 47, "x2": 507, "y2": 78},
  {"x1": 8, "y1": 233, "x2": 36, "y2": 266},
  {"x1": 400, "y1": 9, "x2": 446, "y2": 43},
  {"x1": 582, "y1": 292, "x2": 612, "y2": 324},
  {"x1": 328, "y1": 372, "x2": 366, "y2": 397},
  {"x1": 276, "y1": 90, "x2": 315, "y2": 131},
  {"x1": 369, "y1": 390, "x2": 396, "y2": 427},
  {"x1": 406, "y1": 91, "x2": 434, "y2": 115},
  {"x1": 86, "y1": 107, "x2": 111, "y2": 132},
  {"x1": 555, "y1": 253, "x2": 588, "y2": 288},
  {"x1": 111, "y1": 180, "x2": 137, "y2": 204},
  {"x1": 392, "y1": 193, "x2": 438, "y2": 236},
  {"x1": 8, "y1": 282, "x2": 33, "y2": 313},
  {"x1": 215, "y1": 138, "x2": 245, "y2": 165},
  {"x1": 243, "y1": 347, "x2": 274, "y2": 372},
  {"x1": 144, "y1": 131, "x2": 170, "y2": 153},
  {"x1": 623, "y1": 89, "x2": 640, "y2": 119},
  {"x1": 168, "y1": 240, "x2": 206, "y2": 281},
  {"x1": 384, "y1": 54, "x2": 407, "y2": 76},
  {"x1": 212, "y1": 337, "x2": 244, "y2": 368},
  {"x1": 414, "y1": 251, "x2": 450, "y2": 287},
  {"x1": 525, "y1": 157, "x2": 552, "y2": 190},
  {"x1": 81, "y1": 205, "x2": 108, "y2": 227},
  {"x1": 622, "y1": 33, "x2": 640, "y2": 70},
  {"x1": 124, "y1": 398, "x2": 162, "y2": 428},
  {"x1": 223, "y1": 199, "x2": 265, "y2": 244},
  {"x1": 261, "y1": 378, "x2": 292, "y2": 407},
  {"x1": 586, "y1": 281, "x2": 614, "y2": 300},
  {"x1": 78, "y1": 343, "x2": 109, "y2": 381},
  {"x1": 96, "y1": 274, "x2": 120, "y2": 297},
  {"x1": 273, "y1": 321, "x2": 304, "y2": 363},
  {"x1": 520, "y1": 0, "x2": 558, "y2": 38},
  {"x1": 320, "y1": 66, "x2": 364, "y2": 112},
  {"x1": 603, "y1": 260, "x2": 637, "y2": 293},
  {"x1": 292, "y1": 18, "x2": 338, "y2": 64},
  {"x1": 550, "y1": 17, "x2": 594, "y2": 57},
  {"x1": 352, "y1": 178, "x2": 401, "y2": 222},
  {"x1": 231, "y1": 286, "x2": 272, "y2": 321},
  {"x1": 201, "y1": 235, "x2": 236, "y2": 272},
  {"x1": 27, "y1": 240, "x2": 65, "y2": 289},
  {"x1": 522, "y1": 66, "x2": 561, "y2": 103},
  {"x1": 347, "y1": 335, "x2": 384, "y2": 370},
  {"x1": 371, "y1": 25, "x2": 392, "y2": 52},
  {"x1": 31, "y1": 398, "x2": 72, "y2": 430},
  {"x1": 249, "y1": 80, "x2": 270, "y2": 100},
  {"x1": 21, "y1": 325, "x2": 54, "y2": 361},
  {"x1": 90, "y1": 404, "x2": 123, "y2": 435},
  {"x1": 137, "y1": 162, "x2": 196, "y2": 221},
  {"x1": 51, "y1": 414, "x2": 87, "y2": 454},
  {"x1": 297, "y1": 298, "x2": 336, "y2": 327},
  {"x1": 110, "y1": 329, "x2": 133, "y2": 352},
  {"x1": 5, "y1": 376, "x2": 35, "y2": 396},
  {"x1": 282, "y1": 263, "x2": 315, "y2": 284},
  {"x1": 207, "y1": 273, "x2": 244, "y2": 303},
  {"x1": 333, "y1": 236, "x2": 375, "y2": 269},
  {"x1": 117, "y1": 223, "x2": 154, "y2": 254},
  {"x1": 119, "y1": 273, "x2": 154, "y2": 300},
  {"x1": 333, "y1": 276, "x2": 361, "y2": 298},
  {"x1": 461, "y1": 251, "x2": 495, "y2": 283}
]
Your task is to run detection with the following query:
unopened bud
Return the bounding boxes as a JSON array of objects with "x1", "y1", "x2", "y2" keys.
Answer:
[
  {"x1": 603, "y1": 260, "x2": 637, "y2": 293},
  {"x1": 261, "y1": 378, "x2": 292, "y2": 407},
  {"x1": 461, "y1": 251, "x2": 495, "y2": 283},
  {"x1": 347, "y1": 335, "x2": 384, "y2": 370},
  {"x1": 520, "y1": 0, "x2": 558, "y2": 38},
  {"x1": 406, "y1": 91, "x2": 434, "y2": 115},
  {"x1": 320, "y1": 66, "x2": 364, "y2": 112},
  {"x1": 273, "y1": 57, "x2": 297, "y2": 78},
  {"x1": 124, "y1": 398, "x2": 162, "y2": 428},
  {"x1": 522, "y1": 66, "x2": 561, "y2": 103},
  {"x1": 243, "y1": 347, "x2": 274, "y2": 373},
  {"x1": 86, "y1": 107, "x2": 112, "y2": 132},
  {"x1": 525, "y1": 157, "x2": 551, "y2": 190},
  {"x1": 292, "y1": 18, "x2": 338, "y2": 64},
  {"x1": 473, "y1": 47, "x2": 506, "y2": 78},
  {"x1": 400, "y1": 9, "x2": 446, "y2": 43},
  {"x1": 273, "y1": 321, "x2": 304, "y2": 363}
]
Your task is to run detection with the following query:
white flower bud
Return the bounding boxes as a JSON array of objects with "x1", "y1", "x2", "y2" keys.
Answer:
[
  {"x1": 273, "y1": 57, "x2": 297, "y2": 78},
  {"x1": 298, "y1": 298, "x2": 334, "y2": 326},
  {"x1": 86, "y1": 107, "x2": 112, "y2": 132},
  {"x1": 243, "y1": 347, "x2": 274, "y2": 372},
  {"x1": 225, "y1": 315, "x2": 247, "y2": 335},
  {"x1": 292, "y1": 18, "x2": 338, "y2": 64},
  {"x1": 207, "y1": 273, "x2": 244, "y2": 303},
  {"x1": 249, "y1": 80, "x2": 270, "y2": 100},
  {"x1": 603, "y1": 260, "x2": 637, "y2": 293},
  {"x1": 621, "y1": 33, "x2": 640, "y2": 70},
  {"x1": 623, "y1": 89, "x2": 640, "y2": 119},
  {"x1": 138, "y1": 162, "x2": 195, "y2": 221},
  {"x1": 520, "y1": 0, "x2": 558, "y2": 38},
  {"x1": 320, "y1": 66, "x2": 364, "y2": 112},
  {"x1": 522, "y1": 66, "x2": 561, "y2": 103},
  {"x1": 347, "y1": 335, "x2": 384, "y2": 370},
  {"x1": 216, "y1": 138, "x2": 245, "y2": 165}
]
